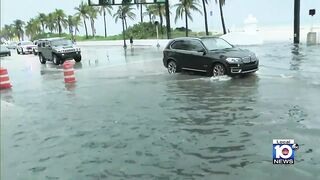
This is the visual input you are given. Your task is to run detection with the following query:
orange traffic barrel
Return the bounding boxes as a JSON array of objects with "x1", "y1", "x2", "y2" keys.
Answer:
[
  {"x1": 0, "y1": 68, "x2": 12, "y2": 89},
  {"x1": 63, "y1": 61, "x2": 76, "y2": 83}
]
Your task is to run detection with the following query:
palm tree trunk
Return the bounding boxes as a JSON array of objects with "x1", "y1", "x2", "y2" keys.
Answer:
[
  {"x1": 202, "y1": 0, "x2": 209, "y2": 35},
  {"x1": 103, "y1": 11, "x2": 107, "y2": 37},
  {"x1": 69, "y1": 26, "x2": 74, "y2": 39},
  {"x1": 41, "y1": 22, "x2": 45, "y2": 32},
  {"x1": 149, "y1": 14, "x2": 151, "y2": 22},
  {"x1": 124, "y1": 18, "x2": 128, "y2": 31},
  {"x1": 121, "y1": 18, "x2": 127, "y2": 48},
  {"x1": 58, "y1": 19, "x2": 62, "y2": 36},
  {"x1": 140, "y1": 4, "x2": 143, "y2": 23},
  {"x1": 83, "y1": 18, "x2": 88, "y2": 38},
  {"x1": 185, "y1": 11, "x2": 189, "y2": 37},
  {"x1": 90, "y1": 18, "x2": 95, "y2": 37},
  {"x1": 219, "y1": 1, "x2": 227, "y2": 34}
]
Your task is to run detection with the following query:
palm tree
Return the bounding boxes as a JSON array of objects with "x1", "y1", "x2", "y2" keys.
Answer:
[
  {"x1": 1, "y1": 25, "x2": 15, "y2": 41},
  {"x1": 53, "y1": 9, "x2": 68, "y2": 36},
  {"x1": 114, "y1": 6, "x2": 127, "y2": 48},
  {"x1": 45, "y1": 13, "x2": 57, "y2": 33},
  {"x1": 87, "y1": 6, "x2": 98, "y2": 37},
  {"x1": 113, "y1": 5, "x2": 136, "y2": 48},
  {"x1": 25, "y1": 18, "x2": 41, "y2": 40},
  {"x1": 136, "y1": 0, "x2": 146, "y2": 23},
  {"x1": 13, "y1": 19, "x2": 25, "y2": 41},
  {"x1": 67, "y1": 15, "x2": 75, "y2": 38},
  {"x1": 215, "y1": 0, "x2": 226, "y2": 34},
  {"x1": 75, "y1": 2, "x2": 90, "y2": 39},
  {"x1": 174, "y1": 0, "x2": 202, "y2": 37},
  {"x1": 72, "y1": 15, "x2": 82, "y2": 37},
  {"x1": 98, "y1": 4, "x2": 113, "y2": 37},
  {"x1": 125, "y1": 5, "x2": 136, "y2": 30},
  {"x1": 148, "y1": 4, "x2": 166, "y2": 35},
  {"x1": 114, "y1": 5, "x2": 136, "y2": 31},
  {"x1": 143, "y1": 5, "x2": 156, "y2": 23},
  {"x1": 202, "y1": 0, "x2": 209, "y2": 35},
  {"x1": 67, "y1": 14, "x2": 83, "y2": 39},
  {"x1": 37, "y1": 13, "x2": 47, "y2": 32}
]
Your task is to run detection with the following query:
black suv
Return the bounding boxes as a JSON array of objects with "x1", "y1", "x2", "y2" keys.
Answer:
[
  {"x1": 37, "y1": 38, "x2": 81, "y2": 65},
  {"x1": 163, "y1": 37, "x2": 259, "y2": 76}
]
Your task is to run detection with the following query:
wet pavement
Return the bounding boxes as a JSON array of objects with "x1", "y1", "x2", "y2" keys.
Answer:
[{"x1": 1, "y1": 42, "x2": 320, "y2": 180}]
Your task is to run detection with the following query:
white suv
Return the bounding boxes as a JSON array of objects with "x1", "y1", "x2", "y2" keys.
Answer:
[{"x1": 16, "y1": 41, "x2": 37, "y2": 55}]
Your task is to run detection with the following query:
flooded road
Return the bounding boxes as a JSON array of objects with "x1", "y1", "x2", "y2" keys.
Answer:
[{"x1": 1, "y1": 42, "x2": 320, "y2": 180}]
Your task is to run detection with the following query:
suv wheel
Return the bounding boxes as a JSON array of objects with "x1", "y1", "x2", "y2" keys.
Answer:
[
  {"x1": 74, "y1": 55, "x2": 82, "y2": 62},
  {"x1": 167, "y1": 60, "x2": 178, "y2": 74},
  {"x1": 39, "y1": 54, "x2": 46, "y2": 64},
  {"x1": 212, "y1": 63, "x2": 226, "y2": 77},
  {"x1": 17, "y1": 49, "x2": 20, "y2": 54},
  {"x1": 52, "y1": 54, "x2": 60, "y2": 65}
]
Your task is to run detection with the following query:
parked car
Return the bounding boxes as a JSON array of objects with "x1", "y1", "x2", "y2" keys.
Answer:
[
  {"x1": 0, "y1": 45, "x2": 11, "y2": 56},
  {"x1": 6, "y1": 42, "x2": 17, "y2": 49},
  {"x1": 37, "y1": 37, "x2": 81, "y2": 65},
  {"x1": 163, "y1": 37, "x2": 259, "y2": 76},
  {"x1": 16, "y1": 41, "x2": 37, "y2": 54}
]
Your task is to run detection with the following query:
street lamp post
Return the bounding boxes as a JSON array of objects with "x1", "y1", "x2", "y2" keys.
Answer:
[{"x1": 293, "y1": 0, "x2": 300, "y2": 44}]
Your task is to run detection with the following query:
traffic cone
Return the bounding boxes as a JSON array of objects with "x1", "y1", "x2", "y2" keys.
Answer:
[
  {"x1": 63, "y1": 61, "x2": 76, "y2": 83},
  {"x1": 0, "y1": 68, "x2": 12, "y2": 89}
]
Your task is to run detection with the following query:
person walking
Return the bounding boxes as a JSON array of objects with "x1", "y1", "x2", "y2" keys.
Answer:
[{"x1": 130, "y1": 36, "x2": 133, "y2": 48}]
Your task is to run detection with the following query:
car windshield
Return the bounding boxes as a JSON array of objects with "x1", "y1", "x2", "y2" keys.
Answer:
[
  {"x1": 202, "y1": 38, "x2": 233, "y2": 50},
  {"x1": 21, "y1": 41, "x2": 33, "y2": 45},
  {"x1": 51, "y1": 39, "x2": 73, "y2": 46}
]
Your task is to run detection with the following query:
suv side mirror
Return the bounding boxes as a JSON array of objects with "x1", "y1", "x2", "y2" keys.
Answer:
[{"x1": 197, "y1": 49, "x2": 206, "y2": 55}]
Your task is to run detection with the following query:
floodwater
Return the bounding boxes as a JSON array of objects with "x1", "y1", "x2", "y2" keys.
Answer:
[{"x1": 1, "y1": 42, "x2": 320, "y2": 180}]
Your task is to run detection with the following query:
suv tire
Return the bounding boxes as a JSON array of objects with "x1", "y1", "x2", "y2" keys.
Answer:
[
  {"x1": 17, "y1": 49, "x2": 20, "y2": 55},
  {"x1": 74, "y1": 56, "x2": 82, "y2": 62},
  {"x1": 39, "y1": 54, "x2": 46, "y2": 64},
  {"x1": 52, "y1": 54, "x2": 60, "y2": 65},
  {"x1": 212, "y1": 63, "x2": 226, "y2": 77},
  {"x1": 167, "y1": 60, "x2": 178, "y2": 74}
]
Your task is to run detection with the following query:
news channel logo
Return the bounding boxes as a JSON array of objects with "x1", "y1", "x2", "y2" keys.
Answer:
[{"x1": 273, "y1": 139, "x2": 299, "y2": 164}]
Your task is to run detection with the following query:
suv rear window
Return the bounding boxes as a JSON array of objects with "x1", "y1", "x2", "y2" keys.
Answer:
[
  {"x1": 171, "y1": 40, "x2": 204, "y2": 51},
  {"x1": 171, "y1": 41, "x2": 190, "y2": 50}
]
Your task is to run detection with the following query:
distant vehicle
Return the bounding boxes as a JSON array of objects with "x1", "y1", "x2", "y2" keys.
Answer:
[
  {"x1": 6, "y1": 42, "x2": 17, "y2": 49},
  {"x1": 163, "y1": 37, "x2": 259, "y2": 77},
  {"x1": 37, "y1": 37, "x2": 81, "y2": 65},
  {"x1": 32, "y1": 40, "x2": 40, "y2": 55},
  {"x1": 0, "y1": 45, "x2": 11, "y2": 56},
  {"x1": 16, "y1": 41, "x2": 37, "y2": 55}
]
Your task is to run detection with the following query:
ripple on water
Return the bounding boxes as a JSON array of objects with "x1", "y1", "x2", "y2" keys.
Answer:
[{"x1": 29, "y1": 166, "x2": 46, "y2": 173}]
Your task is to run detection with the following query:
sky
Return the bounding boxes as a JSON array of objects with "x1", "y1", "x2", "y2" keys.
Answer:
[{"x1": 1, "y1": 0, "x2": 319, "y2": 36}]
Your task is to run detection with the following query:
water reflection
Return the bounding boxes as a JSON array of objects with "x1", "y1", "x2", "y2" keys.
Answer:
[
  {"x1": 290, "y1": 44, "x2": 304, "y2": 71},
  {"x1": 74, "y1": 62, "x2": 83, "y2": 69}
]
